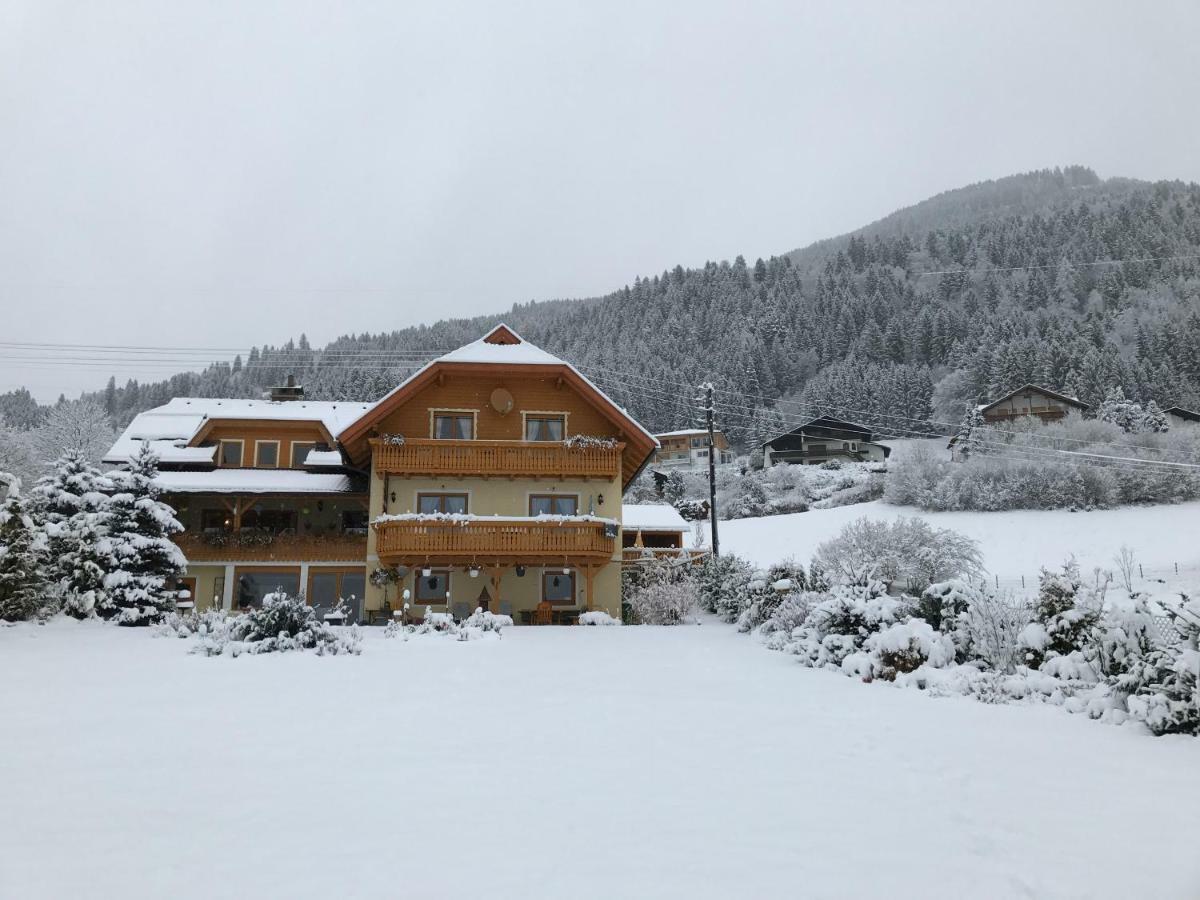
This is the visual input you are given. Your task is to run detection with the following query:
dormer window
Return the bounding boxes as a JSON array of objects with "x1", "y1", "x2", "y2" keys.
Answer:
[
  {"x1": 254, "y1": 440, "x2": 280, "y2": 468},
  {"x1": 219, "y1": 440, "x2": 244, "y2": 467}
]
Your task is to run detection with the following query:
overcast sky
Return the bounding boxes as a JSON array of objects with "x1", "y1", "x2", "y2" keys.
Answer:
[{"x1": 2, "y1": 0, "x2": 1199, "y2": 400}]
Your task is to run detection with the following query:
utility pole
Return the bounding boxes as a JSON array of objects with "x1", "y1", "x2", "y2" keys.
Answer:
[{"x1": 701, "y1": 382, "x2": 719, "y2": 557}]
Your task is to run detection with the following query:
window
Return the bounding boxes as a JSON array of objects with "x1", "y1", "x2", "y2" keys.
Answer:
[
  {"x1": 416, "y1": 569, "x2": 450, "y2": 602},
  {"x1": 235, "y1": 568, "x2": 301, "y2": 609},
  {"x1": 524, "y1": 414, "x2": 565, "y2": 442},
  {"x1": 691, "y1": 437, "x2": 707, "y2": 448},
  {"x1": 529, "y1": 494, "x2": 577, "y2": 516},
  {"x1": 308, "y1": 569, "x2": 366, "y2": 609},
  {"x1": 290, "y1": 441, "x2": 315, "y2": 468},
  {"x1": 219, "y1": 440, "x2": 243, "y2": 467},
  {"x1": 341, "y1": 509, "x2": 369, "y2": 533},
  {"x1": 255, "y1": 440, "x2": 280, "y2": 468},
  {"x1": 200, "y1": 509, "x2": 231, "y2": 532},
  {"x1": 432, "y1": 412, "x2": 474, "y2": 440},
  {"x1": 543, "y1": 570, "x2": 575, "y2": 605},
  {"x1": 417, "y1": 493, "x2": 468, "y2": 515},
  {"x1": 240, "y1": 507, "x2": 297, "y2": 533}
]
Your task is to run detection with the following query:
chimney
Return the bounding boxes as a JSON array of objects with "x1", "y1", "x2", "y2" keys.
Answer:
[{"x1": 269, "y1": 374, "x2": 304, "y2": 402}]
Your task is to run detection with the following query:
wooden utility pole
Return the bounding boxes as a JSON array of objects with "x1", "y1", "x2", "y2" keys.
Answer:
[{"x1": 702, "y1": 382, "x2": 719, "y2": 557}]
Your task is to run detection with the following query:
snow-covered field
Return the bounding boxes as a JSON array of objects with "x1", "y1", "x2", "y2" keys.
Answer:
[
  {"x1": 708, "y1": 499, "x2": 1200, "y2": 579},
  {"x1": 3, "y1": 620, "x2": 1200, "y2": 899}
]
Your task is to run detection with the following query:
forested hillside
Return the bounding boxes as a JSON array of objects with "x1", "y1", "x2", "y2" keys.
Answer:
[{"x1": 5, "y1": 165, "x2": 1200, "y2": 447}]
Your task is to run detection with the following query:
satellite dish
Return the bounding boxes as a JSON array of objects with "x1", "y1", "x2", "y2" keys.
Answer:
[{"x1": 490, "y1": 387, "x2": 514, "y2": 415}]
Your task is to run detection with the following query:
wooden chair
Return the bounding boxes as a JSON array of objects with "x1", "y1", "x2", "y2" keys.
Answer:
[{"x1": 533, "y1": 601, "x2": 554, "y2": 626}]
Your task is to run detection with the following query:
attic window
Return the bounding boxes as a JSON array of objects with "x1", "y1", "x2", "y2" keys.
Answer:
[{"x1": 482, "y1": 324, "x2": 522, "y2": 345}]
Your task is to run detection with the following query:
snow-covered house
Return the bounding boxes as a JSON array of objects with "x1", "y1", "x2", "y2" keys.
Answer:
[
  {"x1": 978, "y1": 384, "x2": 1089, "y2": 424},
  {"x1": 761, "y1": 417, "x2": 890, "y2": 466},
  {"x1": 1164, "y1": 406, "x2": 1200, "y2": 429},
  {"x1": 652, "y1": 428, "x2": 734, "y2": 470},
  {"x1": 621, "y1": 503, "x2": 689, "y2": 556},
  {"x1": 107, "y1": 325, "x2": 659, "y2": 624}
]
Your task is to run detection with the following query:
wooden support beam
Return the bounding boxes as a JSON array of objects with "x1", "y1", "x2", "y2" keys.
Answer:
[{"x1": 584, "y1": 565, "x2": 597, "y2": 612}]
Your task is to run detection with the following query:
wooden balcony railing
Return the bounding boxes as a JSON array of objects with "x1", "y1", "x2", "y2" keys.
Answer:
[
  {"x1": 374, "y1": 518, "x2": 616, "y2": 561},
  {"x1": 175, "y1": 531, "x2": 368, "y2": 563},
  {"x1": 370, "y1": 438, "x2": 623, "y2": 480}
]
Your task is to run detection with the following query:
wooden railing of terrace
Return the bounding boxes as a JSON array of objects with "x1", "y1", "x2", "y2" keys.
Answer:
[
  {"x1": 175, "y1": 532, "x2": 368, "y2": 563},
  {"x1": 374, "y1": 518, "x2": 615, "y2": 562},
  {"x1": 370, "y1": 438, "x2": 623, "y2": 480}
]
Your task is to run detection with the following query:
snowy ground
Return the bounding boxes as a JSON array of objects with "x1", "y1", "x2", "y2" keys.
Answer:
[
  {"x1": 706, "y1": 499, "x2": 1200, "y2": 586},
  {"x1": 3, "y1": 620, "x2": 1200, "y2": 899}
]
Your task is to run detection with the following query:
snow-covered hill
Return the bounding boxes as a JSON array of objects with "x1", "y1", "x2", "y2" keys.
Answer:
[{"x1": 703, "y1": 500, "x2": 1200, "y2": 585}]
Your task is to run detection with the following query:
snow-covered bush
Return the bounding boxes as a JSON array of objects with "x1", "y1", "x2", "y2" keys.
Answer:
[
  {"x1": 0, "y1": 478, "x2": 47, "y2": 622},
  {"x1": 759, "y1": 591, "x2": 821, "y2": 638},
  {"x1": 694, "y1": 552, "x2": 753, "y2": 621},
  {"x1": 97, "y1": 444, "x2": 186, "y2": 626},
  {"x1": 785, "y1": 583, "x2": 913, "y2": 669},
  {"x1": 579, "y1": 610, "x2": 621, "y2": 626},
  {"x1": 193, "y1": 592, "x2": 361, "y2": 656},
  {"x1": 156, "y1": 607, "x2": 231, "y2": 638},
  {"x1": 736, "y1": 560, "x2": 807, "y2": 632},
  {"x1": 628, "y1": 576, "x2": 697, "y2": 625},
  {"x1": 843, "y1": 620, "x2": 956, "y2": 682},
  {"x1": 814, "y1": 516, "x2": 982, "y2": 592},
  {"x1": 387, "y1": 606, "x2": 511, "y2": 640},
  {"x1": 1019, "y1": 560, "x2": 1103, "y2": 669}
]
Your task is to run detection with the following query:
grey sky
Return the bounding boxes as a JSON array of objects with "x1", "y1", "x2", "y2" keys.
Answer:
[{"x1": 2, "y1": 0, "x2": 1198, "y2": 400}]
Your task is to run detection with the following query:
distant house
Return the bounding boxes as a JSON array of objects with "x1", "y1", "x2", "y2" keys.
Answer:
[
  {"x1": 978, "y1": 384, "x2": 1089, "y2": 424},
  {"x1": 761, "y1": 417, "x2": 890, "y2": 466},
  {"x1": 1164, "y1": 406, "x2": 1200, "y2": 429},
  {"x1": 652, "y1": 428, "x2": 735, "y2": 471}
]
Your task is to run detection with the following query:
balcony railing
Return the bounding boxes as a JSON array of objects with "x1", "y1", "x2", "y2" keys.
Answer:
[
  {"x1": 371, "y1": 438, "x2": 623, "y2": 480},
  {"x1": 983, "y1": 407, "x2": 1069, "y2": 421},
  {"x1": 374, "y1": 518, "x2": 615, "y2": 561},
  {"x1": 175, "y1": 531, "x2": 368, "y2": 563}
]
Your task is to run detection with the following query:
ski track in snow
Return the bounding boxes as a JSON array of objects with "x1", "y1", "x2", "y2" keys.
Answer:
[{"x1": 2, "y1": 619, "x2": 1199, "y2": 899}]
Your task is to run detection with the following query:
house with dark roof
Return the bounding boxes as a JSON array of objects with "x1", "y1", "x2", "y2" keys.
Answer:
[
  {"x1": 978, "y1": 384, "x2": 1089, "y2": 424},
  {"x1": 761, "y1": 416, "x2": 891, "y2": 466},
  {"x1": 1164, "y1": 406, "x2": 1200, "y2": 428}
]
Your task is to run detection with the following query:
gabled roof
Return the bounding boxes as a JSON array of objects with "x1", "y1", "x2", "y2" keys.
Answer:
[
  {"x1": 981, "y1": 384, "x2": 1090, "y2": 413},
  {"x1": 761, "y1": 415, "x2": 873, "y2": 447},
  {"x1": 1164, "y1": 406, "x2": 1200, "y2": 423},
  {"x1": 105, "y1": 397, "x2": 372, "y2": 464},
  {"x1": 622, "y1": 503, "x2": 689, "y2": 532},
  {"x1": 655, "y1": 428, "x2": 710, "y2": 439},
  {"x1": 338, "y1": 324, "x2": 659, "y2": 488}
]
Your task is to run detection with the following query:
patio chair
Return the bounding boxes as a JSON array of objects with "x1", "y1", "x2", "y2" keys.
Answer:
[{"x1": 533, "y1": 601, "x2": 554, "y2": 626}]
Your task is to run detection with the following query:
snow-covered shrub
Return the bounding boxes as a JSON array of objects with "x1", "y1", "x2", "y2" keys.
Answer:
[
  {"x1": 627, "y1": 576, "x2": 697, "y2": 625},
  {"x1": 97, "y1": 444, "x2": 186, "y2": 626},
  {"x1": 1092, "y1": 597, "x2": 1156, "y2": 678},
  {"x1": 694, "y1": 552, "x2": 753, "y2": 621},
  {"x1": 193, "y1": 592, "x2": 361, "y2": 656},
  {"x1": 387, "y1": 606, "x2": 511, "y2": 640},
  {"x1": 814, "y1": 516, "x2": 982, "y2": 592},
  {"x1": 736, "y1": 560, "x2": 807, "y2": 632},
  {"x1": 0, "y1": 478, "x2": 47, "y2": 622},
  {"x1": 954, "y1": 587, "x2": 1031, "y2": 673},
  {"x1": 843, "y1": 620, "x2": 956, "y2": 682},
  {"x1": 759, "y1": 591, "x2": 821, "y2": 637},
  {"x1": 1019, "y1": 560, "x2": 1103, "y2": 669},
  {"x1": 156, "y1": 607, "x2": 231, "y2": 638},
  {"x1": 578, "y1": 610, "x2": 621, "y2": 626},
  {"x1": 786, "y1": 583, "x2": 913, "y2": 669}
]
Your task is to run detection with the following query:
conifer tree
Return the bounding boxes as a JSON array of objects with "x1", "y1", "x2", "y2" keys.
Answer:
[
  {"x1": 953, "y1": 406, "x2": 987, "y2": 460},
  {"x1": 0, "y1": 478, "x2": 46, "y2": 622},
  {"x1": 97, "y1": 443, "x2": 185, "y2": 626}
]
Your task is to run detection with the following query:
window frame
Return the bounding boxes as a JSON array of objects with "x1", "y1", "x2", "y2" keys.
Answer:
[
  {"x1": 542, "y1": 569, "x2": 576, "y2": 605},
  {"x1": 415, "y1": 568, "x2": 451, "y2": 603},
  {"x1": 307, "y1": 567, "x2": 367, "y2": 607},
  {"x1": 233, "y1": 566, "x2": 302, "y2": 609},
  {"x1": 429, "y1": 408, "x2": 477, "y2": 440},
  {"x1": 528, "y1": 493, "x2": 579, "y2": 517},
  {"x1": 521, "y1": 410, "x2": 569, "y2": 442},
  {"x1": 289, "y1": 440, "x2": 316, "y2": 469},
  {"x1": 218, "y1": 439, "x2": 244, "y2": 468},
  {"x1": 416, "y1": 492, "x2": 470, "y2": 515},
  {"x1": 254, "y1": 439, "x2": 281, "y2": 469}
]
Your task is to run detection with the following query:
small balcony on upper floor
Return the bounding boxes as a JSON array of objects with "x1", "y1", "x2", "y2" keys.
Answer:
[{"x1": 369, "y1": 437, "x2": 624, "y2": 481}]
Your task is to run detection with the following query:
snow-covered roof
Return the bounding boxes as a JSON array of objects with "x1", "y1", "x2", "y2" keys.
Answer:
[
  {"x1": 105, "y1": 437, "x2": 218, "y2": 466},
  {"x1": 622, "y1": 503, "x2": 688, "y2": 532},
  {"x1": 153, "y1": 470, "x2": 357, "y2": 494},
  {"x1": 351, "y1": 324, "x2": 658, "y2": 448},
  {"x1": 655, "y1": 429, "x2": 709, "y2": 439},
  {"x1": 304, "y1": 448, "x2": 345, "y2": 467},
  {"x1": 105, "y1": 397, "x2": 373, "y2": 464}
]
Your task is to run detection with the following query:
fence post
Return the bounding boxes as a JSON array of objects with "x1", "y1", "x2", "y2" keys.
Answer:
[
  {"x1": 995, "y1": 574, "x2": 999, "y2": 589},
  {"x1": 1176, "y1": 562, "x2": 1180, "y2": 575},
  {"x1": 1139, "y1": 564, "x2": 1144, "y2": 579},
  {"x1": 1021, "y1": 575, "x2": 1025, "y2": 589}
]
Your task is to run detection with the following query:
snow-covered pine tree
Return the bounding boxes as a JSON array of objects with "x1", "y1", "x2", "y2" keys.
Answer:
[
  {"x1": 1096, "y1": 387, "x2": 1145, "y2": 433},
  {"x1": 28, "y1": 450, "x2": 111, "y2": 595},
  {"x1": 953, "y1": 406, "x2": 987, "y2": 460},
  {"x1": 97, "y1": 443, "x2": 186, "y2": 626},
  {"x1": 0, "y1": 477, "x2": 47, "y2": 622}
]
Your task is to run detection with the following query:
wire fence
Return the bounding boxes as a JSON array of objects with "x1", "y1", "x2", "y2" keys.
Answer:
[{"x1": 978, "y1": 561, "x2": 1199, "y2": 597}]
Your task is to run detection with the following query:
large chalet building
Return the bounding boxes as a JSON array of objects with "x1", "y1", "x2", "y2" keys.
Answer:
[{"x1": 104, "y1": 325, "x2": 658, "y2": 623}]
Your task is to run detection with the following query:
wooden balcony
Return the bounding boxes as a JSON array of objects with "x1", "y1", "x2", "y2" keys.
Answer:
[
  {"x1": 175, "y1": 531, "x2": 368, "y2": 563},
  {"x1": 982, "y1": 407, "x2": 1069, "y2": 422},
  {"x1": 370, "y1": 438, "x2": 623, "y2": 480},
  {"x1": 374, "y1": 517, "x2": 616, "y2": 563}
]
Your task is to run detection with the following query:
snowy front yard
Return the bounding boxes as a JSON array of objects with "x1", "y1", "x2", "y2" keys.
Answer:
[{"x1": 3, "y1": 622, "x2": 1200, "y2": 899}]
